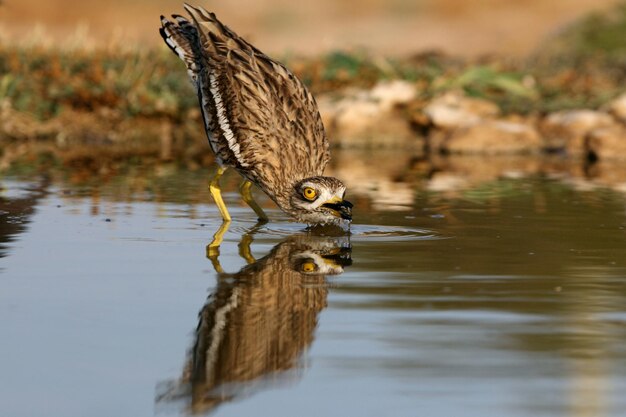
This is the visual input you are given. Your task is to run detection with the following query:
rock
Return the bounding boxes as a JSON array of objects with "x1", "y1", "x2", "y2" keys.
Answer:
[
  {"x1": 317, "y1": 82, "x2": 419, "y2": 148},
  {"x1": 332, "y1": 99, "x2": 385, "y2": 143},
  {"x1": 333, "y1": 104, "x2": 416, "y2": 148},
  {"x1": 423, "y1": 92, "x2": 500, "y2": 130},
  {"x1": 327, "y1": 148, "x2": 416, "y2": 210},
  {"x1": 585, "y1": 125, "x2": 626, "y2": 160},
  {"x1": 369, "y1": 80, "x2": 417, "y2": 111},
  {"x1": 608, "y1": 92, "x2": 626, "y2": 123},
  {"x1": 540, "y1": 110, "x2": 616, "y2": 155},
  {"x1": 442, "y1": 120, "x2": 542, "y2": 155}
]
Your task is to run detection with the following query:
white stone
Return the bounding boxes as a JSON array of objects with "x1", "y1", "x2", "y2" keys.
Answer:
[
  {"x1": 445, "y1": 120, "x2": 542, "y2": 154},
  {"x1": 541, "y1": 109, "x2": 616, "y2": 154},
  {"x1": 424, "y1": 92, "x2": 500, "y2": 130},
  {"x1": 317, "y1": 84, "x2": 418, "y2": 147},
  {"x1": 608, "y1": 92, "x2": 626, "y2": 123},
  {"x1": 370, "y1": 80, "x2": 417, "y2": 111},
  {"x1": 585, "y1": 125, "x2": 626, "y2": 160}
]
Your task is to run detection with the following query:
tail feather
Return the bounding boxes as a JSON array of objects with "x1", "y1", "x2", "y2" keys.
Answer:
[
  {"x1": 182, "y1": 4, "x2": 262, "y2": 58},
  {"x1": 159, "y1": 15, "x2": 200, "y2": 84}
]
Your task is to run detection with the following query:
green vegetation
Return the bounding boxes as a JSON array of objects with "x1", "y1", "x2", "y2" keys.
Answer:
[
  {"x1": 0, "y1": 47, "x2": 196, "y2": 120},
  {"x1": 2, "y1": 43, "x2": 621, "y2": 125},
  {"x1": 551, "y1": 3, "x2": 626, "y2": 58},
  {"x1": 3, "y1": 3, "x2": 626, "y2": 170},
  {"x1": 0, "y1": 49, "x2": 597, "y2": 123}
]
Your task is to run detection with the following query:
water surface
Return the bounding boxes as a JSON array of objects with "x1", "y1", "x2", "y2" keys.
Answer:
[{"x1": 1, "y1": 155, "x2": 626, "y2": 417}]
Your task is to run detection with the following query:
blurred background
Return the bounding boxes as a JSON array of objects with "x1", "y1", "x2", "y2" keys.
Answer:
[
  {"x1": 0, "y1": 0, "x2": 619, "y2": 56},
  {"x1": 3, "y1": 0, "x2": 626, "y2": 195}
]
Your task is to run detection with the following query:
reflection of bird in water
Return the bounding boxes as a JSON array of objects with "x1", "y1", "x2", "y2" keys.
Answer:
[
  {"x1": 159, "y1": 5, "x2": 352, "y2": 227},
  {"x1": 0, "y1": 179, "x2": 49, "y2": 259},
  {"x1": 156, "y1": 231, "x2": 352, "y2": 415}
]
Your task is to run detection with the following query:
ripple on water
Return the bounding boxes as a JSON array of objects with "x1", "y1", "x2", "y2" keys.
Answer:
[
  {"x1": 227, "y1": 221, "x2": 444, "y2": 243},
  {"x1": 349, "y1": 224, "x2": 444, "y2": 242},
  {"x1": 229, "y1": 221, "x2": 313, "y2": 238}
]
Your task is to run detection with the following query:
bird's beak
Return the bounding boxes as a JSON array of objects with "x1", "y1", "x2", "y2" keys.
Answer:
[
  {"x1": 322, "y1": 196, "x2": 353, "y2": 221},
  {"x1": 321, "y1": 246, "x2": 353, "y2": 267}
]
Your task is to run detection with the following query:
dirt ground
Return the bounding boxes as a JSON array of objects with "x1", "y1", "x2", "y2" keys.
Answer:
[{"x1": 0, "y1": 0, "x2": 619, "y2": 57}]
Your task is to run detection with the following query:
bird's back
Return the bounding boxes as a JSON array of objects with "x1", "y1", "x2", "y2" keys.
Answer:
[{"x1": 160, "y1": 5, "x2": 329, "y2": 197}]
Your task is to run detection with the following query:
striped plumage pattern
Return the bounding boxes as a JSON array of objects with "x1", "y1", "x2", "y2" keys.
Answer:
[
  {"x1": 179, "y1": 234, "x2": 349, "y2": 413},
  {"x1": 159, "y1": 5, "x2": 330, "y2": 210}
]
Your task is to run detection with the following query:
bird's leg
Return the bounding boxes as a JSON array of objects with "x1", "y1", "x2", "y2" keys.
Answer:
[
  {"x1": 206, "y1": 220, "x2": 231, "y2": 271},
  {"x1": 207, "y1": 166, "x2": 232, "y2": 264},
  {"x1": 209, "y1": 166, "x2": 231, "y2": 221},
  {"x1": 239, "y1": 180, "x2": 268, "y2": 222}
]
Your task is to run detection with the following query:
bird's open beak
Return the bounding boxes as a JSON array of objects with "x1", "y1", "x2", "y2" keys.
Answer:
[{"x1": 322, "y1": 196, "x2": 353, "y2": 221}]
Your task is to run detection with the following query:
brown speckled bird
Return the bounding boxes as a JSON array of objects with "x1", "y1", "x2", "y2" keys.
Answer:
[
  {"x1": 156, "y1": 233, "x2": 351, "y2": 414},
  {"x1": 159, "y1": 4, "x2": 352, "y2": 225}
]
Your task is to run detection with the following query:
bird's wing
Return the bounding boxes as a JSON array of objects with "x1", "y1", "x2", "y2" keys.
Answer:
[{"x1": 161, "y1": 5, "x2": 329, "y2": 186}]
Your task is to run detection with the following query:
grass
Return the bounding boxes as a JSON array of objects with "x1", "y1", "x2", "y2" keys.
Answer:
[
  {"x1": 3, "y1": 2, "x2": 626, "y2": 171},
  {"x1": 0, "y1": 43, "x2": 591, "y2": 125},
  {"x1": 0, "y1": 46, "x2": 197, "y2": 121},
  {"x1": 2, "y1": 38, "x2": 625, "y2": 124}
]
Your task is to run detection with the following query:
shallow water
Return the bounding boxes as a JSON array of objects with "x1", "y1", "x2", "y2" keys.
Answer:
[{"x1": 2, "y1": 157, "x2": 626, "y2": 417}]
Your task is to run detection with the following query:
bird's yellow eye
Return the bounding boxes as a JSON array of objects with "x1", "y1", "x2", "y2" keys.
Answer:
[
  {"x1": 301, "y1": 262, "x2": 316, "y2": 273},
  {"x1": 303, "y1": 187, "x2": 317, "y2": 200}
]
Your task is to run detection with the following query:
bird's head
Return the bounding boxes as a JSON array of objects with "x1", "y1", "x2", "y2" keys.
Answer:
[
  {"x1": 291, "y1": 243, "x2": 352, "y2": 275},
  {"x1": 286, "y1": 176, "x2": 353, "y2": 225}
]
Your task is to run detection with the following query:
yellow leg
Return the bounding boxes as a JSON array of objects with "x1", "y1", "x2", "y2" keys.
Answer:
[
  {"x1": 239, "y1": 180, "x2": 268, "y2": 222},
  {"x1": 206, "y1": 166, "x2": 231, "y2": 270},
  {"x1": 206, "y1": 220, "x2": 231, "y2": 271},
  {"x1": 209, "y1": 166, "x2": 231, "y2": 221}
]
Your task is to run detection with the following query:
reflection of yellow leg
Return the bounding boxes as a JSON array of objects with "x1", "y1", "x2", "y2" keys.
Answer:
[
  {"x1": 238, "y1": 232, "x2": 256, "y2": 264},
  {"x1": 237, "y1": 220, "x2": 267, "y2": 264},
  {"x1": 209, "y1": 166, "x2": 231, "y2": 221},
  {"x1": 239, "y1": 180, "x2": 268, "y2": 222},
  {"x1": 206, "y1": 220, "x2": 231, "y2": 272}
]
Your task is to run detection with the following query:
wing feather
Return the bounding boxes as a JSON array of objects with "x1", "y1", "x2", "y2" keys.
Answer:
[{"x1": 161, "y1": 5, "x2": 329, "y2": 192}]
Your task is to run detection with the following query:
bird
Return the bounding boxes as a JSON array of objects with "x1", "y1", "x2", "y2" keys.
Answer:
[
  {"x1": 159, "y1": 4, "x2": 353, "y2": 226},
  {"x1": 156, "y1": 233, "x2": 351, "y2": 414}
]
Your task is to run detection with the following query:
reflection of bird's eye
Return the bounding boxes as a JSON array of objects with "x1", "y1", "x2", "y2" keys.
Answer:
[{"x1": 301, "y1": 261, "x2": 317, "y2": 273}]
